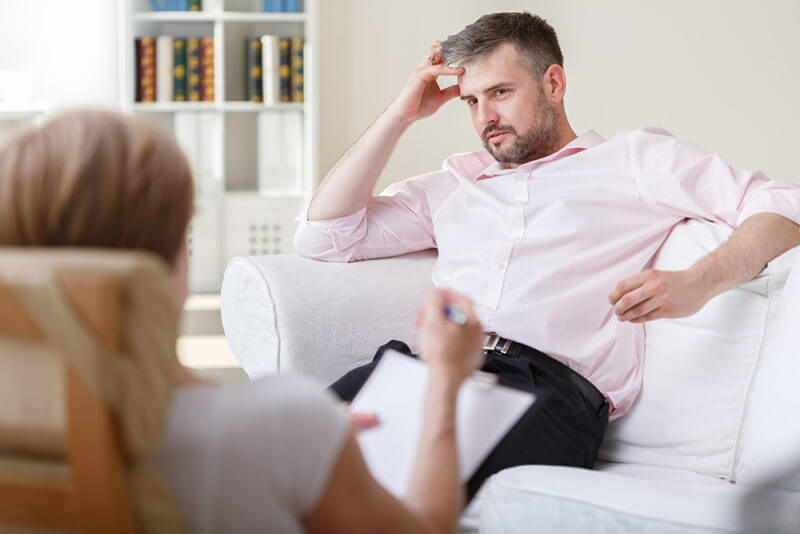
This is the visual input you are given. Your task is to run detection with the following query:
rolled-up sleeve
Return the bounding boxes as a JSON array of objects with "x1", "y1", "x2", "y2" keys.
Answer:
[
  {"x1": 631, "y1": 127, "x2": 800, "y2": 227},
  {"x1": 294, "y1": 171, "x2": 444, "y2": 262}
]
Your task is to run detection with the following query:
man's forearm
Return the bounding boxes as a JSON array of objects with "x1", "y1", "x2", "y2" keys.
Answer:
[
  {"x1": 307, "y1": 111, "x2": 412, "y2": 221},
  {"x1": 692, "y1": 213, "x2": 800, "y2": 298}
]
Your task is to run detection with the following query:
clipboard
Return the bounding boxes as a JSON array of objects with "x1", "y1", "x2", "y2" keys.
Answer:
[{"x1": 350, "y1": 349, "x2": 536, "y2": 496}]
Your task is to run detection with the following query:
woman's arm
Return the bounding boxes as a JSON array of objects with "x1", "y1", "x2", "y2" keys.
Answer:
[{"x1": 305, "y1": 289, "x2": 482, "y2": 534}]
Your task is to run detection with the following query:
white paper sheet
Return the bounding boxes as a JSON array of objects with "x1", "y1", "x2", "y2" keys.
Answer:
[{"x1": 350, "y1": 349, "x2": 535, "y2": 497}]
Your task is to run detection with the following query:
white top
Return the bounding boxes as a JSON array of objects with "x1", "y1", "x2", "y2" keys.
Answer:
[{"x1": 153, "y1": 375, "x2": 349, "y2": 534}]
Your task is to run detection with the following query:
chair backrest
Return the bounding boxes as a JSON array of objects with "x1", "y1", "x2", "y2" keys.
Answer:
[{"x1": 0, "y1": 249, "x2": 182, "y2": 533}]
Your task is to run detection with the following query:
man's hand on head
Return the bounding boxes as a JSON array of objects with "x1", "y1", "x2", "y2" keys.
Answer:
[
  {"x1": 384, "y1": 41, "x2": 464, "y2": 125},
  {"x1": 609, "y1": 267, "x2": 714, "y2": 323}
]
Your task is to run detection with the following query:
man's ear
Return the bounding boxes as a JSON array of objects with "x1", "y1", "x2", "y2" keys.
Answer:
[{"x1": 541, "y1": 64, "x2": 567, "y2": 104}]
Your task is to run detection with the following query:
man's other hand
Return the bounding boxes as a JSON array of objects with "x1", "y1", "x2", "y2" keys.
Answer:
[
  {"x1": 385, "y1": 41, "x2": 464, "y2": 124},
  {"x1": 609, "y1": 267, "x2": 712, "y2": 323}
]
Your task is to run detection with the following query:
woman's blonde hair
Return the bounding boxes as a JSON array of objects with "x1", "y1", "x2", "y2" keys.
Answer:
[{"x1": 0, "y1": 110, "x2": 194, "y2": 265}]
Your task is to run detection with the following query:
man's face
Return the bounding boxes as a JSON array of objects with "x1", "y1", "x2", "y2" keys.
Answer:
[{"x1": 458, "y1": 42, "x2": 559, "y2": 165}]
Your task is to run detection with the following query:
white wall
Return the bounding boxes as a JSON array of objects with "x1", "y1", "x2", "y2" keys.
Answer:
[
  {"x1": 1, "y1": 0, "x2": 797, "y2": 191},
  {"x1": 0, "y1": 0, "x2": 119, "y2": 108},
  {"x1": 319, "y1": 0, "x2": 800, "y2": 192}
]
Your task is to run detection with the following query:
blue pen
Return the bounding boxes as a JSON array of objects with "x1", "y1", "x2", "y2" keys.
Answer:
[{"x1": 444, "y1": 303, "x2": 467, "y2": 325}]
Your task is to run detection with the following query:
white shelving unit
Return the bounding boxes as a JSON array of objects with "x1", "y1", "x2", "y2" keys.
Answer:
[
  {"x1": 0, "y1": 103, "x2": 48, "y2": 146},
  {"x1": 118, "y1": 0, "x2": 319, "y2": 293}
]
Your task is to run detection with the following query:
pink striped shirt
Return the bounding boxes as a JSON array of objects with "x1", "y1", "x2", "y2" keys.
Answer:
[{"x1": 294, "y1": 128, "x2": 800, "y2": 419}]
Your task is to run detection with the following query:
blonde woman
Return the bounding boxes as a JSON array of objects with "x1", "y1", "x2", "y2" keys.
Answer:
[{"x1": 0, "y1": 110, "x2": 482, "y2": 534}]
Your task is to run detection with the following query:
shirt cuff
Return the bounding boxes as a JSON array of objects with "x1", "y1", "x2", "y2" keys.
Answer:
[{"x1": 294, "y1": 202, "x2": 368, "y2": 257}]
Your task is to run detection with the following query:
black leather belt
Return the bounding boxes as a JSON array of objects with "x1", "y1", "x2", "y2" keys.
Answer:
[{"x1": 482, "y1": 332, "x2": 609, "y2": 415}]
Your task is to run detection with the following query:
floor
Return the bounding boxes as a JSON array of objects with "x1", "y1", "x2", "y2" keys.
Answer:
[{"x1": 178, "y1": 294, "x2": 247, "y2": 383}]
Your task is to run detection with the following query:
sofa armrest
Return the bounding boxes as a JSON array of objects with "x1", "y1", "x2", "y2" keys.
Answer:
[{"x1": 221, "y1": 250, "x2": 436, "y2": 385}]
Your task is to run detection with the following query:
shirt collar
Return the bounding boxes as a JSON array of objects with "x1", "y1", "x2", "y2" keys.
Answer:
[{"x1": 476, "y1": 130, "x2": 606, "y2": 181}]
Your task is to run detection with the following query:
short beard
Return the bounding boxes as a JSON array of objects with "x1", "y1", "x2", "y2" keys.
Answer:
[{"x1": 482, "y1": 101, "x2": 560, "y2": 164}]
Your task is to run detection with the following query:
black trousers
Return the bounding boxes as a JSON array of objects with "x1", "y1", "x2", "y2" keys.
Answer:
[{"x1": 330, "y1": 339, "x2": 610, "y2": 502}]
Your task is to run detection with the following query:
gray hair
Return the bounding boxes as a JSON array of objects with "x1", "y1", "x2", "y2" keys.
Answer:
[{"x1": 441, "y1": 12, "x2": 563, "y2": 82}]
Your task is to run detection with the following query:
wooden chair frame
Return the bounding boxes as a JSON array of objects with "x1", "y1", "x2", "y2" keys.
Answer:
[{"x1": 0, "y1": 275, "x2": 138, "y2": 533}]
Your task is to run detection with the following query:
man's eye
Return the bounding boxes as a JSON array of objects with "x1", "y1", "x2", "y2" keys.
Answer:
[
  {"x1": 494, "y1": 89, "x2": 507, "y2": 97},
  {"x1": 467, "y1": 99, "x2": 477, "y2": 106}
]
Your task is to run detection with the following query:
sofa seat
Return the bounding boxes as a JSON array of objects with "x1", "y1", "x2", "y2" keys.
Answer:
[
  {"x1": 478, "y1": 462, "x2": 800, "y2": 533},
  {"x1": 481, "y1": 464, "x2": 738, "y2": 533}
]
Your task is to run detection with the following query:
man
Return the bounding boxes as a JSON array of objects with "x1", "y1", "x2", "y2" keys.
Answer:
[{"x1": 293, "y1": 12, "x2": 800, "y2": 499}]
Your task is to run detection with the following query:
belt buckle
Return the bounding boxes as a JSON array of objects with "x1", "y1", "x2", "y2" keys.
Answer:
[{"x1": 483, "y1": 332, "x2": 512, "y2": 355}]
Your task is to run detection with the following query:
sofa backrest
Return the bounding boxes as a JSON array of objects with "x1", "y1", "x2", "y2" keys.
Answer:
[
  {"x1": 598, "y1": 219, "x2": 796, "y2": 481},
  {"x1": 737, "y1": 246, "x2": 800, "y2": 491}
]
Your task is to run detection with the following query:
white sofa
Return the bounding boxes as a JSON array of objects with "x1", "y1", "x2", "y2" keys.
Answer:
[{"x1": 220, "y1": 219, "x2": 800, "y2": 533}]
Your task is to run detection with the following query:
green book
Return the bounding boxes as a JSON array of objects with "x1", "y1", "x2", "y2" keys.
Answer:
[
  {"x1": 278, "y1": 38, "x2": 291, "y2": 102},
  {"x1": 189, "y1": 0, "x2": 202, "y2": 10},
  {"x1": 246, "y1": 38, "x2": 263, "y2": 103},
  {"x1": 173, "y1": 38, "x2": 187, "y2": 102}
]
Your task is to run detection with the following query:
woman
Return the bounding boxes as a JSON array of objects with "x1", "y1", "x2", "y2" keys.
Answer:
[{"x1": 0, "y1": 110, "x2": 483, "y2": 533}]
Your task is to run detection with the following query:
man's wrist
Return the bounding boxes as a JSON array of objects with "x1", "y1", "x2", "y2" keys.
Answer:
[
  {"x1": 380, "y1": 107, "x2": 415, "y2": 130},
  {"x1": 688, "y1": 260, "x2": 723, "y2": 301}
]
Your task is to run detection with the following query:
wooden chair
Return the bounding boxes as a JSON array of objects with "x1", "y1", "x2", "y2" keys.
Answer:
[{"x1": 0, "y1": 274, "x2": 138, "y2": 533}]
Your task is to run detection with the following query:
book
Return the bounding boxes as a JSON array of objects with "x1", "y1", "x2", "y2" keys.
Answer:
[
  {"x1": 246, "y1": 38, "x2": 263, "y2": 103},
  {"x1": 260, "y1": 35, "x2": 280, "y2": 105},
  {"x1": 173, "y1": 38, "x2": 187, "y2": 101},
  {"x1": 187, "y1": 37, "x2": 201, "y2": 101},
  {"x1": 263, "y1": 0, "x2": 282, "y2": 11},
  {"x1": 351, "y1": 350, "x2": 535, "y2": 497},
  {"x1": 290, "y1": 37, "x2": 304, "y2": 102},
  {"x1": 200, "y1": 37, "x2": 214, "y2": 102},
  {"x1": 175, "y1": 111, "x2": 222, "y2": 197},
  {"x1": 278, "y1": 38, "x2": 291, "y2": 102},
  {"x1": 134, "y1": 39, "x2": 141, "y2": 102},
  {"x1": 156, "y1": 36, "x2": 174, "y2": 102},
  {"x1": 137, "y1": 37, "x2": 156, "y2": 103},
  {"x1": 257, "y1": 110, "x2": 302, "y2": 192},
  {"x1": 189, "y1": 0, "x2": 202, "y2": 10},
  {"x1": 284, "y1": 0, "x2": 302, "y2": 12}
]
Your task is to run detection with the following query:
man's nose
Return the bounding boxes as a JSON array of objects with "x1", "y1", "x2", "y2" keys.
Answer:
[{"x1": 477, "y1": 102, "x2": 499, "y2": 129}]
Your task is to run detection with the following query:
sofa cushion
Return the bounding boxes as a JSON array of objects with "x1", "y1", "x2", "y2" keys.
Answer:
[
  {"x1": 479, "y1": 464, "x2": 800, "y2": 533},
  {"x1": 598, "y1": 220, "x2": 796, "y2": 480},
  {"x1": 738, "y1": 250, "x2": 800, "y2": 491}
]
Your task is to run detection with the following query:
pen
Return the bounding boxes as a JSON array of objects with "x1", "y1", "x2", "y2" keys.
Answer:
[{"x1": 444, "y1": 303, "x2": 467, "y2": 325}]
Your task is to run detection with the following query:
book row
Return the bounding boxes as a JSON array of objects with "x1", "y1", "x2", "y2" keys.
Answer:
[
  {"x1": 148, "y1": 0, "x2": 202, "y2": 10},
  {"x1": 246, "y1": 36, "x2": 304, "y2": 104},
  {"x1": 262, "y1": 0, "x2": 303, "y2": 11},
  {"x1": 135, "y1": 36, "x2": 214, "y2": 102},
  {"x1": 147, "y1": 0, "x2": 303, "y2": 12}
]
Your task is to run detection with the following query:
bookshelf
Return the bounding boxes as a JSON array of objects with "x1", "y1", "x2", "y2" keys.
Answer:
[{"x1": 118, "y1": 0, "x2": 319, "y2": 293}]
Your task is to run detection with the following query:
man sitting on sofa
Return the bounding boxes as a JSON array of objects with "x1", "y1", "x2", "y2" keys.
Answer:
[{"x1": 293, "y1": 11, "x2": 800, "y2": 500}]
